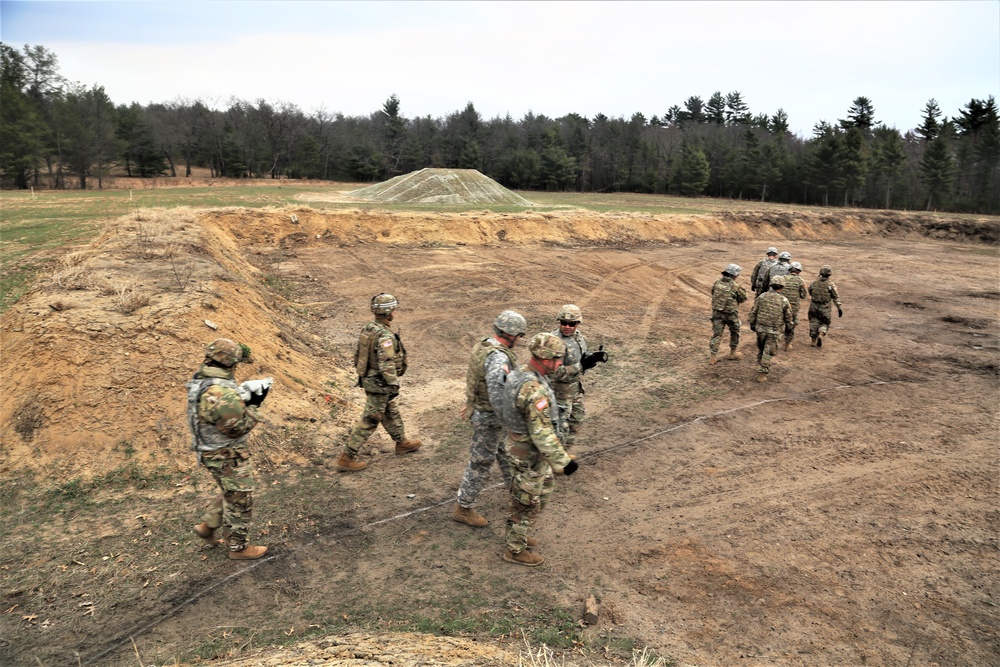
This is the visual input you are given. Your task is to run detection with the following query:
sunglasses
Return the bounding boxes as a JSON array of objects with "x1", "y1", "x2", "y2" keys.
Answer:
[{"x1": 559, "y1": 320, "x2": 579, "y2": 327}]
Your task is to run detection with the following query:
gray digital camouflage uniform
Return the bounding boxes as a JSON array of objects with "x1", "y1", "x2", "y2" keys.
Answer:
[
  {"x1": 457, "y1": 337, "x2": 516, "y2": 509},
  {"x1": 748, "y1": 289, "x2": 793, "y2": 375}
]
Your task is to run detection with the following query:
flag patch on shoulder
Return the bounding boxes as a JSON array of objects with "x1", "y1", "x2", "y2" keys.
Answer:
[
  {"x1": 382, "y1": 339, "x2": 393, "y2": 347},
  {"x1": 535, "y1": 398, "x2": 548, "y2": 411}
]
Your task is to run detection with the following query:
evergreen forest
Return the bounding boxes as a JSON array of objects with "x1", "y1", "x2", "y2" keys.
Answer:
[{"x1": 2, "y1": 44, "x2": 998, "y2": 214}]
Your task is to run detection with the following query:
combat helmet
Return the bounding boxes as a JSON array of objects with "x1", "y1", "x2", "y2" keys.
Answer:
[
  {"x1": 769, "y1": 275, "x2": 786, "y2": 288},
  {"x1": 819, "y1": 265, "x2": 833, "y2": 277},
  {"x1": 528, "y1": 332, "x2": 566, "y2": 360},
  {"x1": 724, "y1": 263, "x2": 742, "y2": 277},
  {"x1": 790, "y1": 262, "x2": 802, "y2": 272},
  {"x1": 370, "y1": 293, "x2": 398, "y2": 315},
  {"x1": 778, "y1": 251, "x2": 792, "y2": 261},
  {"x1": 766, "y1": 247, "x2": 778, "y2": 256},
  {"x1": 205, "y1": 338, "x2": 243, "y2": 367},
  {"x1": 494, "y1": 310, "x2": 527, "y2": 337},
  {"x1": 557, "y1": 304, "x2": 582, "y2": 324}
]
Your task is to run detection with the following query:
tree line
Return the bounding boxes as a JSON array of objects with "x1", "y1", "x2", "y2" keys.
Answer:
[{"x1": 2, "y1": 44, "x2": 998, "y2": 213}]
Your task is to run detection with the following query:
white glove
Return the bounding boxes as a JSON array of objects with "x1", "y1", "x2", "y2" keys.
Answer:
[{"x1": 239, "y1": 377, "x2": 273, "y2": 406}]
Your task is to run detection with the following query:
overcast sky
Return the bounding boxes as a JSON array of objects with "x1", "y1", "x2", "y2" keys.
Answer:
[{"x1": 2, "y1": 0, "x2": 998, "y2": 137}]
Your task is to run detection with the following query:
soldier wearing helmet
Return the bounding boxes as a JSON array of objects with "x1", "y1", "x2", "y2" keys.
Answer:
[
  {"x1": 807, "y1": 265, "x2": 843, "y2": 348},
  {"x1": 497, "y1": 332, "x2": 577, "y2": 567},
  {"x1": 750, "y1": 247, "x2": 780, "y2": 297},
  {"x1": 709, "y1": 263, "x2": 748, "y2": 364},
  {"x1": 187, "y1": 338, "x2": 272, "y2": 560},
  {"x1": 779, "y1": 262, "x2": 808, "y2": 351},
  {"x1": 336, "y1": 293, "x2": 422, "y2": 471},
  {"x1": 453, "y1": 310, "x2": 527, "y2": 528},
  {"x1": 762, "y1": 251, "x2": 793, "y2": 289},
  {"x1": 548, "y1": 305, "x2": 607, "y2": 450},
  {"x1": 748, "y1": 275, "x2": 793, "y2": 383}
]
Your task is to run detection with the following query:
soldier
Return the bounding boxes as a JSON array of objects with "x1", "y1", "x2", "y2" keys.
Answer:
[
  {"x1": 548, "y1": 305, "x2": 607, "y2": 451},
  {"x1": 498, "y1": 333, "x2": 578, "y2": 567},
  {"x1": 453, "y1": 310, "x2": 527, "y2": 528},
  {"x1": 750, "y1": 247, "x2": 779, "y2": 297},
  {"x1": 808, "y1": 265, "x2": 843, "y2": 347},
  {"x1": 187, "y1": 338, "x2": 272, "y2": 560},
  {"x1": 782, "y1": 262, "x2": 808, "y2": 351},
  {"x1": 336, "y1": 293, "x2": 422, "y2": 471},
  {"x1": 709, "y1": 263, "x2": 748, "y2": 364},
  {"x1": 748, "y1": 275, "x2": 793, "y2": 383},
  {"x1": 762, "y1": 251, "x2": 793, "y2": 287}
]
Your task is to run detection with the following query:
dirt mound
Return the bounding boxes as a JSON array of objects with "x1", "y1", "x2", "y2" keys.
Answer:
[{"x1": 350, "y1": 168, "x2": 535, "y2": 206}]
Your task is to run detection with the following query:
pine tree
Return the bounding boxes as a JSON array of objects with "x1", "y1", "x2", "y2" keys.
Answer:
[
  {"x1": 916, "y1": 99, "x2": 942, "y2": 143},
  {"x1": 919, "y1": 136, "x2": 954, "y2": 210}
]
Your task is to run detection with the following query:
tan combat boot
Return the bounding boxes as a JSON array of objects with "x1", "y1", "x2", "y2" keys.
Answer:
[
  {"x1": 709, "y1": 353, "x2": 718, "y2": 365},
  {"x1": 756, "y1": 373, "x2": 768, "y2": 383},
  {"x1": 395, "y1": 438, "x2": 422, "y2": 454},
  {"x1": 228, "y1": 545, "x2": 269, "y2": 560},
  {"x1": 503, "y1": 548, "x2": 544, "y2": 567},
  {"x1": 192, "y1": 522, "x2": 224, "y2": 547},
  {"x1": 810, "y1": 336, "x2": 817, "y2": 347},
  {"x1": 526, "y1": 536, "x2": 539, "y2": 548},
  {"x1": 335, "y1": 452, "x2": 368, "y2": 472},
  {"x1": 816, "y1": 332, "x2": 824, "y2": 348},
  {"x1": 727, "y1": 349, "x2": 742, "y2": 361},
  {"x1": 784, "y1": 341, "x2": 792, "y2": 352},
  {"x1": 453, "y1": 504, "x2": 488, "y2": 527}
]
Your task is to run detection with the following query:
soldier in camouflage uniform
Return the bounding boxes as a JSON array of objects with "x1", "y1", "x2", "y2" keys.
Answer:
[
  {"x1": 336, "y1": 294, "x2": 422, "y2": 472},
  {"x1": 762, "y1": 251, "x2": 793, "y2": 288},
  {"x1": 549, "y1": 305, "x2": 607, "y2": 450},
  {"x1": 748, "y1": 275, "x2": 793, "y2": 383},
  {"x1": 498, "y1": 333, "x2": 578, "y2": 567},
  {"x1": 750, "y1": 247, "x2": 779, "y2": 297},
  {"x1": 709, "y1": 263, "x2": 748, "y2": 364},
  {"x1": 808, "y1": 265, "x2": 843, "y2": 348},
  {"x1": 188, "y1": 338, "x2": 272, "y2": 560},
  {"x1": 453, "y1": 310, "x2": 527, "y2": 528},
  {"x1": 782, "y1": 262, "x2": 808, "y2": 351}
]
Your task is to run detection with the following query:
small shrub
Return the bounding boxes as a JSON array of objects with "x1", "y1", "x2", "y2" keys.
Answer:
[
  {"x1": 51, "y1": 264, "x2": 95, "y2": 290},
  {"x1": 104, "y1": 278, "x2": 151, "y2": 314}
]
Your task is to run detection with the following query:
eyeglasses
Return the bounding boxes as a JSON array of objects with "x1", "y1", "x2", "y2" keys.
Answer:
[{"x1": 559, "y1": 321, "x2": 579, "y2": 327}]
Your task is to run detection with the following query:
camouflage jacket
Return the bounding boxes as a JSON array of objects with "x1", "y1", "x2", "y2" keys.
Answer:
[
  {"x1": 782, "y1": 274, "x2": 808, "y2": 311},
  {"x1": 711, "y1": 276, "x2": 748, "y2": 315},
  {"x1": 498, "y1": 366, "x2": 572, "y2": 471},
  {"x1": 762, "y1": 261, "x2": 792, "y2": 287},
  {"x1": 465, "y1": 336, "x2": 516, "y2": 414},
  {"x1": 808, "y1": 278, "x2": 841, "y2": 307},
  {"x1": 751, "y1": 258, "x2": 778, "y2": 292},
  {"x1": 355, "y1": 317, "x2": 407, "y2": 394},
  {"x1": 186, "y1": 364, "x2": 259, "y2": 453},
  {"x1": 549, "y1": 329, "x2": 587, "y2": 399},
  {"x1": 748, "y1": 290, "x2": 793, "y2": 333}
]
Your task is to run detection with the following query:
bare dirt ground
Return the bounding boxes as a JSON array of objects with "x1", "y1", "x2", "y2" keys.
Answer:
[{"x1": 1, "y1": 204, "x2": 998, "y2": 667}]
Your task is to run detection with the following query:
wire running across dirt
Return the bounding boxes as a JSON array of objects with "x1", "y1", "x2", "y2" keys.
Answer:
[{"x1": 82, "y1": 379, "x2": 908, "y2": 666}]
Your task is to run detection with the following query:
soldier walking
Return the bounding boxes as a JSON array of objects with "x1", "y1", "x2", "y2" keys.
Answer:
[
  {"x1": 782, "y1": 262, "x2": 808, "y2": 351},
  {"x1": 549, "y1": 305, "x2": 607, "y2": 450},
  {"x1": 709, "y1": 263, "x2": 748, "y2": 364},
  {"x1": 750, "y1": 247, "x2": 779, "y2": 297},
  {"x1": 762, "y1": 251, "x2": 793, "y2": 287},
  {"x1": 187, "y1": 338, "x2": 272, "y2": 560},
  {"x1": 336, "y1": 293, "x2": 422, "y2": 471},
  {"x1": 498, "y1": 333, "x2": 578, "y2": 567},
  {"x1": 748, "y1": 276, "x2": 793, "y2": 383},
  {"x1": 808, "y1": 265, "x2": 843, "y2": 347},
  {"x1": 453, "y1": 310, "x2": 527, "y2": 528}
]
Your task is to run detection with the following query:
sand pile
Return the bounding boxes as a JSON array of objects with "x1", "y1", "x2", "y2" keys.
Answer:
[{"x1": 350, "y1": 168, "x2": 535, "y2": 206}]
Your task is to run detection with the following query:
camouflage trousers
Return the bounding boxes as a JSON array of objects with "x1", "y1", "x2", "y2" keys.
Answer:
[
  {"x1": 504, "y1": 443, "x2": 556, "y2": 554},
  {"x1": 755, "y1": 329, "x2": 781, "y2": 374},
  {"x1": 553, "y1": 382, "x2": 585, "y2": 449},
  {"x1": 199, "y1": 447, "x2": 255, "y2": 551},
  {"x1": 785, "y1": 310, "x2": 801, "y2": 344},
  {"x1": 345, "y1": 391, "x2": 405, "y2": 455},
  {"x1": 457, "y1": 410, "x2": 512, "y2": 508},
  {"x1": 808, "y1": 304, "x2": 833, "y2": 339},
  {"x1": 710, "y1": 311, "x2": 742, "y2": 354}
]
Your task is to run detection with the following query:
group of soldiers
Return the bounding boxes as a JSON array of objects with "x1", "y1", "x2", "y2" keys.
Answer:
[
  {"x1": 710, "y1": 246, "x2": 844, "y2": 382},
  {"x1": 186, "y1": 296, "x2": 606, "y2": 566}
]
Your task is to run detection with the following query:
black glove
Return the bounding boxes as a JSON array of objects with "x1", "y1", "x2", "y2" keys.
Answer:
[
  {"x1": 581, "y1": 345, "x2": 609, "y2": 371},
  {"x1": 837, "y1": 307, "x2": 843, "y2": 318},
  {"x1": 563, "y1": 460, "x2": 579, "y2": 476},
  {"x1": 245, "y1": 386, "x2": 269, "y2": 407},
  {"x1": 750, "y1": 324, "x2": 756, "y2": 332}
]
